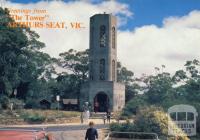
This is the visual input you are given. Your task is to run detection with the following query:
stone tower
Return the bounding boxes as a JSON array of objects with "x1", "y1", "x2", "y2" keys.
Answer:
[{"x1": 80, "y1": 13, "x2": 125, "y2": 112}]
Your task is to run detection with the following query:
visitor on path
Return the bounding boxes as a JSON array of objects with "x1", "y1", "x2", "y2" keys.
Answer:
[
  {"x1": 106, "y1": 110, "x2": 111, "y2": 123},
  {"x1": 84, "y1": 110, "x2": 90, "y2": 123},
  {"x1": 85, "y1": 121, "x2": 98, "y2": 140},
  {"x1": 103, "y1": 114, "x2": 107, "y2": 124},
  {"x1": 81, "y1": 112, "x2": 84, "y2": 124}
]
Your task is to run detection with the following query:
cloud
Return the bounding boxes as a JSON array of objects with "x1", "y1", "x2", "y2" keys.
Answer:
[
  {"x1": 4, "y1": 1, "x2": 200, "y2": 77},
  {"x1": 118, "y1": 10, "x2": 200, "y2": 76},
  {"x1": 163, "y1": 10, "x2": 200, "y2": 29},
  {"x1": 5, "y1": 0, "x2": 132, "y2": 57}
]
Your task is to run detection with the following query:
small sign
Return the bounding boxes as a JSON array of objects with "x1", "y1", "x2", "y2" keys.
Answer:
[{"x1": 56, "y1": 95, "x2": 60, "y2": 101}]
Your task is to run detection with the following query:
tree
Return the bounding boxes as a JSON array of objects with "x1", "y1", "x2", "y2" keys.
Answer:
[
  {"x1": 117, "y1": 62, "x2": 138, "y2": 102},
  {"x1": 185, "y1": 59, "x2": 200, "y2": 80},
  {"x1": 0, "y1": 8, "x2": 55, "y2": 106},
  {"x1": 142, "y1": 72, "x2": 174, "y2": 104},
  {"x1": 171, "y1": 59, "x2": 200, "y2": 103},
  {"x1": 59, "y1": 49, "x2": 89, "y2": 82},
  {"x1": 57, "y1": 49, "x2": 90, "y2": 101},
  {"x1": 117, "y1": 62, "x2": 134, "y2": 85},
  {"x1": 172, "y1": 70, "x2": 188, "y2": 84},
  {"x1": 53, "y1": 73, "x2": 81, "y2": 99}
]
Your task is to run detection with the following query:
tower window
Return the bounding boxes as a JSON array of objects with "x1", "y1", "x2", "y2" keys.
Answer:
[
  {"x1": 99, "y1": 59, "x2": 105, "y2": 80},
  {"x1": 100, "y1": 25, "x2": 106, "y2": 47},
  {"x1": 112, "y1": 60, "x2": 115, "y2": 81},
  {"x1": 112, "y1": 27, "x2": 115, "y2": 49}
]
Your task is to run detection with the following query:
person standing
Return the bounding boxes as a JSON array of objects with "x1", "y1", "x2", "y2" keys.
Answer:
[
  {"x1": 80, "y1": 112, "x2": 84, "y2": 124},
  {"x1": 107, "y1": 110, "x2": 111, "y2": 124},
  {"x1": 103, "y1": 114, "x2": 107, "y2": 124},
  {"x1": 85, "y1": 121, "x2": 98, "y2": 140},
  {"x1": 85, "y1": 110, "x2": 90, "y2": 123}
]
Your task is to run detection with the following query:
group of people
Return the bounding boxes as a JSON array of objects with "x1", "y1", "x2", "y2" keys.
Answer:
[
  {"x1": 82, "y1": 103, "x2": 111, "y2": 140},
  {"x1": 103, "y1": 111, "x2": 111, "y2": 124},
  {"x1": 85, "y1": 112, "x2": 111, "y2": 140},
  {"x1": 81, "y1": 110, "x2": 111, "y2": 125}
]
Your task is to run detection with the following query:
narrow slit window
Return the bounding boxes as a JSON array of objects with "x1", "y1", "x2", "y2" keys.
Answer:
[
  {"x1": 100, "y1": 25, "x2": 106, "y2": 47},
  {"x1": 99, "y1": 59, "x2": 105, "y2": 80}
]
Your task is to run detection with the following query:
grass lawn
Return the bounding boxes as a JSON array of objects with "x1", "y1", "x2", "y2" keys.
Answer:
[
  {"x1": 0, "y1": 109, "x2": 81, "y2": 124},
  {"x1": 21, "y1": 109, "x2": 80, "y2": 118}
]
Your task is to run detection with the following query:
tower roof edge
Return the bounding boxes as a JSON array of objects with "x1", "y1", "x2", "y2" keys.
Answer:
[{"x1": 90, "y1": 13, "x2": 115, "y2": 19}]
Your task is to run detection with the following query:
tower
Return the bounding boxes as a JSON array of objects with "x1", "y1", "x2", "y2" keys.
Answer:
[
  {"x1": 80, "y1": 13, "x2": 125, "y2": 112},
  {"x1": 89, "y1": 13, "x2": 117, "y2": 82}
]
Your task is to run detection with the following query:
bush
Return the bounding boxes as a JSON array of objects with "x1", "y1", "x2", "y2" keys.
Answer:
[
  {"x1": 110, "y1": 122, "x2": 136, "y2": 132},
  {"x1": 110, "y1": 106, "x2": 189, "y2": 140},
  {"x1": 24, "y1": 98, "x2": 40, "y2": 109},
  {"x1": 23, "y1": 113, "x2": 45, "y2": 124},
  {"x1": 121, "y1": 95, "x2": 148, "y2": 117},
  {"x1": 9, "y1": 98, "x2": 24, "y2": 110},
  {"x1": 0, "y1": 95, "x2": 9, "y2": 109}
]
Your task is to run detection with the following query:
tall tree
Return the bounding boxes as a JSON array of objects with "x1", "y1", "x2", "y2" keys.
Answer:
[
  {"x1": 143, "y1": 72, "x2": 173, "y2": 104},
  {"x1": 117, "y1": 62, "x2": 134, "y2": 85},
  {"x1": 117, "y1": 62, "x2": 139, "y2": 102},
  {"x1": 0, "y1": 8, "x2": 54, "y2": 102},
  {"x1": 59, "y1": 49, "x2": 89, "y2": 82}
]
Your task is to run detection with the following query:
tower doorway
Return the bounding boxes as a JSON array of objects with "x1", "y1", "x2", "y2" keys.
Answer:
[{"x1": 94, "y1": 92, "x2": 109, "y2": 112}]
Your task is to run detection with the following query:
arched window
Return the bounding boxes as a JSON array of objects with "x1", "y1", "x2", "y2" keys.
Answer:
[
  {"x1": 112, "y1": 60, "x2": 115, "y2": 81},
  {"x1": 100, "y1": 25, "x2": 106, "y2": 47},
  {"x1": 99, "y1": 59, "x2": 105, "y2": 80},
  {"x1": 112, "y1": 27, "x2": 115, "y2": 49}
]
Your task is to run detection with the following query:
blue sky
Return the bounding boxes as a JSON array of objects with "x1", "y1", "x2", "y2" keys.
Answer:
[
  {"x1": 9, "y1": 0, "x2": 200, "y2": 30},
  {"x1": 124, "y1": 0, "x2": 200, "y2": 28}
]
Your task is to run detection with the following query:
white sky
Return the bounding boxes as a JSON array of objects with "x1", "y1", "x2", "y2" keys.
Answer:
[{"x1": 5, "y1": 1, "x2": 200, "y2": 77}]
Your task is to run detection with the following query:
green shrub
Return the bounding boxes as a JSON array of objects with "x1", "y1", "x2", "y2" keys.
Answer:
[
  {"x1": 110, "y1": 122, "x2": 136, "y2": 132},
  {"x1": 24, "y1": 98, "x2": 40, "y2": 109},
  {"x1": 23, "y1": 113, "x2": 45, "y2": 123},
  {"x1": 110, "y1": 106, "x2": 189, "y2": 140},
  {"x1": 9, "y1": 99, "x2": 24, "y2": 110},
  {"x1": 121, "y1": 95, "x2": 148, "y2": 117},
  {"x1": 0, "y1": 95, "x2": 9, "y2": 109}
]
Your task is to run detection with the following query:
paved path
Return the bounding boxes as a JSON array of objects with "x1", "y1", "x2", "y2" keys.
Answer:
[
  {"x1": 1, "y1": 124, "x2": 109, "y2": 131},
  {"x1": 0, "y1": 118, "x2": 111, "y2": 140},
  {"x1": 51, "y1": 129, "x2": 104, "y2": 140},
  {"x1": 1, "y1": 124, "x2": 108, "y2": 140}
]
